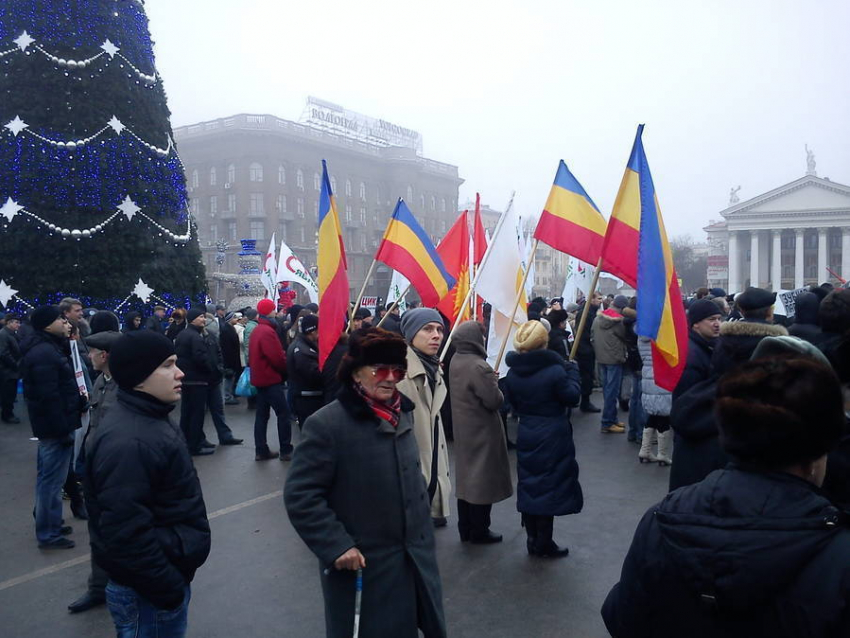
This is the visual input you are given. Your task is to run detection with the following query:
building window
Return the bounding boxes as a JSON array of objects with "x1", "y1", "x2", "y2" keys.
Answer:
[
  {"x1": 209, "y1": 167, "x2": 217, "y2": 186},
  {"x1": 296, "y1": 169, "x2": 304, "y2": 190},
  {"x1": 314, "y1": 172, "x2": 321, "y2": 191},
  {"x1": 249, "y1": 162, "x2": 263, "y2": 182},
  {"x1": 331, "y1": 176, "x2": 337, "y2": 194},
  {"x1": 191, "y1": 170, "x2": 199, "y2": 189},
  {"x1": 228, "y1": 221, "x2": 237, "y2": 240},
  {"x1": 420, "y1": 194, "x2": 425, "y2": 212},
  {"x1": 407, "y1": 186, "x2": 413, "y2": 202},
  {"x1": 360, "y1": 233, "x2": 367, "y2": 252},
  {"x1": 345, "y1": 179, "x2": 352, "y2": 197},
  {"x1": 781, "y1": 236, "x2": 794, "y2": 249},
  {"x1": 227, "y1": 193, "x2": 236, "y2": 212},
  {"x1": 249, "y1": 220, "x2": 265, "y2": 240},
  {"x1": 806, "y1": 234, "x2": 818, "y2": 249},
  {"x1": 190, "y1": 198, "x2": 199, "y2": 215},
  {"x1": 359, "y1": 182, "x2": 366, "y2": 200},
  {"x1": 279, "y1": 222, "x2": 288, "y2": 241},
  {"x1": 440, "y1": 197, "x2": 446, "y2": 213},
  {"x1": 376, "y1": 186, "x2": 381, "y2": 205},
  {"x1": 430, "y1": 195, "x2": 436, "y2": 211},
  {"x1": 360, "y1": 207, "x2": 366, "y2": 224},
  {"x1": 314, "y1": 200, "x2": 320, "y2": 219},
  {"x1": 209, "y1": 195, "x2": 217, "y2": 214},
  {"x1": 226, "y1": 163, "x2": 235, "y2": 184},
  {"x1": 276, "y1": 194, "x2": 287, "y2": 213},
  {"x1": 249, "y1": 193, "x2": 265, "y2": 216},
  {"x1": 297, "y1": 198, "x2": 304, "y2": 218},
  {"x1": 345, "y1": 204, "x2": 353, "y2": 223},
  {"x1": 210, "y1": 224, "x2": 218, "y2": 242},
  {"x1": 278, "y1": 165, "x2": 286, "y2": 185},
  {"x1": 299, "y1": 226, "x2": 306, "y2": 244}
]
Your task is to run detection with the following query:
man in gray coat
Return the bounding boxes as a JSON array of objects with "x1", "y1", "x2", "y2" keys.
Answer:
[
  {"x1": 285, "y1": 328, "x2": 446, "y2": 637},
  {"x1": 591, "y1": 295, "x2": 629, "y2": 434}
]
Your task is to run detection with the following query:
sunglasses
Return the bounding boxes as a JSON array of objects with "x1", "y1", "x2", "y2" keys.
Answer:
[{"x1": 369, "y1": 365, "x2": 407, "y2": 382}]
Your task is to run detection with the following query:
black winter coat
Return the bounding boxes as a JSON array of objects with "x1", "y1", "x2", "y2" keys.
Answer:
[
  {"x1": 174, "y1": 325, "x2": 213, "y2": 385},
  {"x1": 603, "y1": 466, "x2": 850, "y2": 638},
  {"x1": 284, "y1": 383, "x2": 446, "y2": 638},
  {"x1": 380, "y1": 312, "x2": 403, "y2": 335},
  {"x1": 788, "y1": 291, "x2": 825, "y2": 347},
  {"x1": 202, "y1": 330, "x2": 224, "y2": 385},
  {"x1": 574, "y1": 303, "x2": 598, "y2": 358},
  {"x1": 0, "y1": 326, "x2": 21, "y2": 379},
  {"x1": 503, "y1": 349, "x2": 583, "y2": 516},
  {"x1": 321, "y1": 339, "x2": 348, "y2": 405},
  {"x1": 711, "y1": 320, "x2": 788, "y2": 376},
  {"x1": 219, "y1": 320, "x2": 241, "y2": 372},
  {"x1": 672, "y1": 330, "x2": 715, "y2": 402},
  {"x1": 547, "y1": 327, "x2": 571, "y2": 361},
  {"x1": 287, "y1": 333, "x2": 323, "y2": 395},
  {"x1": 20, "y1": 331, "x2": 83, "y2": 439},
  {"x1": 84, "y1": 389, "x2": 210, "y2": 610},
  {"x1": 144, "y1": 315, "x2": 166, "y2": 334}
]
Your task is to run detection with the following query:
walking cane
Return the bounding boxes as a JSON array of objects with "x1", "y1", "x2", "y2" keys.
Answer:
[{"x1": 353, "y1": 567, "x2": 363, "y2": 637}]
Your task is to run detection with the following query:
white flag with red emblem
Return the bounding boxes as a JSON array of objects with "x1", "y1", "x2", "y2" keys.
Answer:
[{"x1": 260, "y1": 233, "x2": 277, "y2": 299}]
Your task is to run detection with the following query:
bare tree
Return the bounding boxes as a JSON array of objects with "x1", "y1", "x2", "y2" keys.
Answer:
[{"x1": 670, "y1": 235, "x2": 708, "y2": 294}]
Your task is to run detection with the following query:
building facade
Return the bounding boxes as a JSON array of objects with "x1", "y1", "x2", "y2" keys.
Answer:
[
  {"x1": 174, "y1": 113, "x2": 463, "y2": 301},
  {"x1": 706, "y1": 173, "x2": 850, "y2": 292}
]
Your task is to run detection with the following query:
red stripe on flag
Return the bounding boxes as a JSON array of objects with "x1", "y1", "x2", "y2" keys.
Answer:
[
  {"x1": 534, "y1": 212, "x2": 605, "y2": 266},
  {"x1": 600, "y1": 217, "x2": 639, "y2": 287},
  {"x1": 651, "y1": 276, "x2": 689, "y2": 391},
  {"x1": 380, "y1": 241, "x2": 441, "y2": 306},
  {"x1": 318, "y1": 265, "x2": 349, "y2": 371}
]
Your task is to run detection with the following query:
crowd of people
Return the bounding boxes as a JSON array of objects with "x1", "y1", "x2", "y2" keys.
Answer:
[{"x1": 7, "y1": 280, "x2": 850, "y2": 636}]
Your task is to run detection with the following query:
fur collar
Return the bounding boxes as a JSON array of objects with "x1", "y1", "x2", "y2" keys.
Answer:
[
  {"x1": 337, "y1": 381, "x2": 414, "y2": 423},
  {"x1": 719, "y1": 321, "x2": 788, "y2": 338}
]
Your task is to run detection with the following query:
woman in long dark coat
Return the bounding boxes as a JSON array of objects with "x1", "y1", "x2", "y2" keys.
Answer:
[
  {"x1": 503, "y1": 320, "x2": 582, "y2": 558},
  {"x1": 284, "y1": 328, "x2": 446, "y2": 638},
  {"x1": 449, "y1": 321, "x2": 513, "y2": 544}
]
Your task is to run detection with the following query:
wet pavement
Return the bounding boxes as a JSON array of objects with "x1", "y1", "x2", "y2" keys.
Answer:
[{"x1": 0, "y1": 389, "x2": 669, "y2": 637}]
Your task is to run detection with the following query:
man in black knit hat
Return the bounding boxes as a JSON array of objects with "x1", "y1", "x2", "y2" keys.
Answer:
[
  {"x1": 174, "y1": 307, "x2": 215, "y2": 456},
  {"x1": 84, "y1": 330, "x2": 210, "y2": 637}
]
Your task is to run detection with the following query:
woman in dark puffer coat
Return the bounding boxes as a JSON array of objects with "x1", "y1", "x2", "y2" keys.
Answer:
[{"x1": 503, "y1": 320, "x2": 582, "y2": 558}]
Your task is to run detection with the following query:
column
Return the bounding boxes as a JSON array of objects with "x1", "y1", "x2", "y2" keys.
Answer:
[
  {"x1": 771, "y1": 229, "x2": 782, "y2": 291},
  {"x1": 842, "y1": 227, "x2": 850, "y2": 283},
  {"x1": 794, "y1": 229, "x2": 805, "y2": 288},
  {"x1": 728, "y1": 231, "x2": 739, "y2": 293},
  {"x1": 749, "y1": 231, "x2": 759, "y2": 288},
  {"x1": 817, "y1": 228, "x2": 828, "y2": 285}
]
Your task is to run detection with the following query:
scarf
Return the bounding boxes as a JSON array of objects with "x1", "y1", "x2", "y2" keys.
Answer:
[
  {"x1": 412, "y1": 347, "x2": 440, "y2": 393},
  {"x1": 355, "y1": 382, "x2": 402, "y2": 428}
]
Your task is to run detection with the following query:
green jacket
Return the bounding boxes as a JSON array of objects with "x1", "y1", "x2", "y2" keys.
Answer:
[{"x1": 242, "y1": 320, "x2": 258, "y2": 365}]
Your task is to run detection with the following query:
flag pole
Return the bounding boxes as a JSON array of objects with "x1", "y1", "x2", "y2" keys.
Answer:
[
  {"x1": 494, "y1": 238, "x2": 539, "y2": 373},
  {"x1": 568, "y1": 256, "x2": 604, "y2": 361},
  {"x1": 376, "y1": 284, "x2": 412, "y2": 328},
  {"x1": 348, "y1": 258, "x2": 379, "y2": 333},
  {"x1": 439, "y1": 191, "x2": 515, "y2": 362}
]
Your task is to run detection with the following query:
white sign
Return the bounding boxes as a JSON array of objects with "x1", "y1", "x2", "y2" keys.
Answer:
[
  {"x1": 304, "y1": 97, "x2": 423, "y2": 153},
  {"x1": 776, "y1": 287, "x2": 807, "y2": 318},
  {"x1": 360, "y1": 296, "x2": 378, "y2": 312}
]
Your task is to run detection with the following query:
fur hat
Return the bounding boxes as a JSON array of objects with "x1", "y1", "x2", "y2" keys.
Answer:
[
  {"x1": 547, "y1": 309, "x2": 569, "y2": 328},
  {"x1": 337, "y1": 328, "x2": 408, "y2": 382},
  {"x1": 513, "y1": 320, "x2": 549, "y2": 352}
]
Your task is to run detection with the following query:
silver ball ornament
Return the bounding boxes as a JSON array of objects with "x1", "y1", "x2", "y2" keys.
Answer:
[{"x1": 61, "y1": 229, "x2": 71, "y2": 237}]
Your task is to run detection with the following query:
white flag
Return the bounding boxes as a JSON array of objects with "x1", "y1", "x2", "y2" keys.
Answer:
[
  {"x1": 276, "y1": 239, "x2": 319, "y2": 303},
  {"x1": 387, "y1": 270, "x2": 410, "y2": 313},
  {"x1": 562, "y1": 257, "x2": 592, "y2": 305},
  {"x1": 521, "y1": 229, "x2": 535, "y2": 299},
  {"x1": 260, "y1": 233, "x2": 277, "y2": 299}
]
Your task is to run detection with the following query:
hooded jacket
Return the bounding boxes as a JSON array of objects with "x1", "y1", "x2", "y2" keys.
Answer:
[
  {"x1": 711, "y1": 320, "x2": 788, "y2": 376},
  {"x1": 603, "y1": 465, "x2": 850, "y2": 638},
  {"x1": 788, "y1": 291, "x2": 825, "y2": 347},
  {"x1": 591, "y1": 308, "x2": 627, "y2": 365}
]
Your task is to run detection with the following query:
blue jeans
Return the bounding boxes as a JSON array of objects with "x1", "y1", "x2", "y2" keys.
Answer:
[
  {"x1": 106, "y1": 581, "x2": 190, "y2": 638},
  {"x1": 35, "y1": 436, "x2": 74, "y2": 544},
  {"x1": 627, "y1": 371, "x2": 646, "y2": 440},
  {"x1": 254, "y1": 383, "x2": 292, "y2": 454},
  {"x1": 599, "y1": 364, "x2": 624, "y2": 428}
]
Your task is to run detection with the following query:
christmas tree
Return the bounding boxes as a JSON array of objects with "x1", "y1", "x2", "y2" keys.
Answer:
[{"x1": 0, "y1": 0, "x2": 206, "y2": 312}]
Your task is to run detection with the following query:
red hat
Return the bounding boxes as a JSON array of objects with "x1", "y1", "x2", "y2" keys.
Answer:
[{"x1": 257, "y1": 299, "x2": 276, "y2": 316}]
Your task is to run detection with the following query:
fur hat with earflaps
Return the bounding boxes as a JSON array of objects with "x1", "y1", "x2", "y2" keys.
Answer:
[{"x1": 337, "y1": 327, "x2": 408, "y2": 382}]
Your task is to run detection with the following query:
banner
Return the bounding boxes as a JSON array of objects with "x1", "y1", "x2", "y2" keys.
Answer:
[
  {"x1": 776, "y1": 287, "x2": 807, "y2": 318},
  {"x1": 562, "y1": 257, "x2": 592, "y2": 305},
  {"x1": 260, "y1": 233, "x2": 278, "y2": 299},
  {"x1": 276, "y1": 239, "x2": 319, "y2": 303}
]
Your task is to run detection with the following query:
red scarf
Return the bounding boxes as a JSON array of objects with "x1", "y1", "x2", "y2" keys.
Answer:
[{"x1": 355, "y1": 383, "x2": 401, "y2": 428}]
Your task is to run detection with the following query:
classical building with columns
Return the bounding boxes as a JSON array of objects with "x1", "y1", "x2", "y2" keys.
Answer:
[{"x1": 705, "y1": 173, "x2": 850, "y2": 292}]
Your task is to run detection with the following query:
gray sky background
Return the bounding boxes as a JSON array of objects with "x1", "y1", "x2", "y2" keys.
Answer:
[{"x1": 147, "y1": 0, "x2": 850, "y2": 242}]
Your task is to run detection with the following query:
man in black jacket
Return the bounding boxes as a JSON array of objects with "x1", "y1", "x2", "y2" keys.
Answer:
[
  {"x1": 200, "y1": 317, "x2": 241, "y2": 447},
  {"x1": 84, "y1": 330, "x2": 210, "y2": 637},
  {"x1": 287, "y1": 314, "x2": 324, "y2": 427},
  {"x1": 0, "y1": 314, "x2": 22, "y2": 423},
  {"x1": 673, "y1": 299, "x2": 722, "y2": 401},
  {"x1": 20, "y1": 305, "x2": 82, "y2": 549},
  {"x1": 175, "y1": 308, "x2": 214, "y2": 456},
  {"x1": 219, "y1": 311, "x2": 242, "y2": 404},
  {"x1": 144, "y1": 305, "x2": 167, "y2": 334},
  {"x1": 574, "y1": 292, "x2": 602, "y2": 412}
]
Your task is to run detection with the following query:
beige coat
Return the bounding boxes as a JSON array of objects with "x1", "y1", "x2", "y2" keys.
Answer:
[
  {"x1": 397, "y1": 347, "x2": 452, "y2": 519},
  {"x1": 448, "y1": 323, "x2": 513, "y2": 505}
]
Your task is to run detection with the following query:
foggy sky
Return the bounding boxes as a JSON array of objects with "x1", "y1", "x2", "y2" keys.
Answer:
[{"x1": 146, "y1": 0, "x2": 850, "y2": 242}]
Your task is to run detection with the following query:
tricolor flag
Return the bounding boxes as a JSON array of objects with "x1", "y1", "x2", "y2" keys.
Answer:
[
  {"x1": 375, "y1": 199, "x2": 455, "y2": 307},
  {"x1": 317, "y1": 160, "x2": 349, "y2": 370},
  {"x1": 608, "y1": 125, "x2": 688, "y2": 390},
  {"x1": 534, "y1": 160, "x2": 607, "y2": 266},
  {"x1": 436, "y1": 211, "x2": 471, "y2": 326}
]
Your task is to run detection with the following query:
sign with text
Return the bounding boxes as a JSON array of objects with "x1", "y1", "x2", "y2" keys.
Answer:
[
  {"x1": 776, "y1": 287, "x2": 807, "y2": 318},
  {"x1": 360, "y1": 296, "x2": 378, "y2": 312}
]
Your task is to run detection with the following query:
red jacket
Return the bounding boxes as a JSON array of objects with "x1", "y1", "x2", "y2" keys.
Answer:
[{"x1": 248, "y1": 317, "x2": 287, "y2": 387}]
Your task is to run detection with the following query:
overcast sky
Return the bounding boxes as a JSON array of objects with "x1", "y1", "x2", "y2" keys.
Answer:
[{"x1": 146, "y1": 0, "x2": 850, "y2": 242}]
